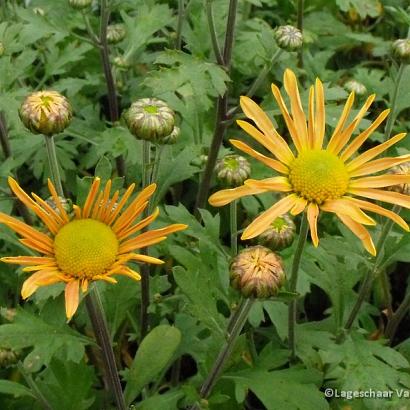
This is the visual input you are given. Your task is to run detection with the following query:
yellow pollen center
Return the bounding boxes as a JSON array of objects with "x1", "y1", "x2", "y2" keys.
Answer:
[
  {"x1": 54, "y1": 219, "x2": 119, "y2": 279},
  {"x1": 288, "y1": 149, "x2": 349, "y2": 204}
]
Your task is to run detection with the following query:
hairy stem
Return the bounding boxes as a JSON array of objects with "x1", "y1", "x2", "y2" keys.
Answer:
[
  {"x1": 230, "y1": 200, "x2": 238, "y2": 255},
  {"x1": 44, "y1": 135, "x2": 64, "y2": 197},
  {"x1": 205, "y1": 0, "x2": 224, "y2": 65},
  {"x1": 288, "y1": 212, "x2": 309, "y2": 362},
  {"x1": 86, "y1": 288, "x2": 126, "y2": 410},
  {"x1": 195, "y1": 0, "x2": 238, "y2": 212}
]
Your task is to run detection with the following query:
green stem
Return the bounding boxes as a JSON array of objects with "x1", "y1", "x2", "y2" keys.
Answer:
[
  {"x1": 205, "y1": 0, "x2": 224, "y2": 65},
  {"x1": 175, "y1": 0, "x2": 185, "y2": 50},
  {"x1": 194, "y1": 0, "x2": 238, "y2": 213},
  {"x1": 17, "y1": 362, "x2": 52, "y2": 410},
  {"x1": 191, "y1": 298, "x2": 253, "y2": 408},
  {"x1": 230, "y1": 200, "x2": 238, "y2": 255},
  {"x1": 296, "y1": 0, "x2": 304, "y2": 69},
  {"x1": 341, "y1": 207, "x2": 400, "y2": 336},
  {"x1": 380, "y1": 269, "x2": 393, "y2": 320},
  {"x1": 44, "y1": 135, "x2": 64, "y2": 197},
  {"x1": 227, "y1": 48, "x2": 282, "y2": 118},
  {"x1": 386, "y1": 292, "x2": 410, "y2": 342},
  {"x1": 383, "y1": 64, "x2": 405, "y2": 141},
  {"x1": 86, "y1": 288, "x2": 126, "y2": 410},
  {"x1": 288, "y1": 212, "x2": 309, "y2": 362},
  {"x1": 148, "y1": 145, "x2": 164, "y2": 214},
  {"x1": 140, "y1": 140, "x2": 152, "y2": 339}
]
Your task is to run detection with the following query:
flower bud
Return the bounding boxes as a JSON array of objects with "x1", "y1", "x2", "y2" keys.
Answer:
[
  {"x1": 33, "y1": 7, "x2": 45, "y2": 16},
  {"x1": 107, "y1": 24, "x2": 126, "y2": 44},
  {"x1": 230, "y1": 246, "x2": 285, "y2": 298},
  {"x1": 256, "y1": 214, "x2": 296, "y2": 251},
  {"x1": 68, "y1": 0, "x2": 92, "y2": 10},
  {"x1": 274, "y1": 25, "x2": 303, "y2": 51},
  {"x1": 215, "y1": 155, "x2": 251, "y2": 187},
  {"x1": 19, "y1": 91, "x2": 72, "y2": 136},
  {"x1": 113, "y1": 56, "x2": 131, "y2": 69},
  {"x1": 0, "y1": 348, "x2": 19, "y2": 368},
  {"x1": 162, "y1": 126, "x2": 180, "y2": 145},
  {"x1": 387, "y1": 161, "x2": 410, "y2": 195},
  {"x1": 344, "y1": 79, "x2": 367, "y2": 96},
  {"x1": 392, "y1": 39, "x2": 410, "y2": 64},
  {"x1": 124, "y1": 98, "x2": 175, "y2": 143}
]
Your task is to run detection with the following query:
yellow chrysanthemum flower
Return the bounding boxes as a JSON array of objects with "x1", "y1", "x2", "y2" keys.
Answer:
[
  {"x1": 209, "y1": 69, "x2": 410, "y2": 255},
  {"x1": 0, "y1": 177, "x2": 187, "y2": 319}
]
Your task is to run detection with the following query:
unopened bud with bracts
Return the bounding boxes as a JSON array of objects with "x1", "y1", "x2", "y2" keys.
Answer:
[
  {"x1": 230, "y1": 246, "x2": 285, "y2": 298},
  {"x1": 392, "y1": 39, "x2": 410, "y2": 64},
  {"x1": 387, "y1": 161, "x2": 410, "y2": 195},
  {"x1": 107, "y1": 24, "x2": 126, "y2": 44},
  {"x1": 124, "y1": 98, "x2": 175, "y2": 143},
  {"x1": 68, "y1": 0, "x2": 92, "y2": 9},
  {"x1": 344, "y1": 79, "x2": 367, "y2": 96},
  {"x1": 215, "y1": 155, "x2": 251, "y2": 187},
  {"x1": 162, "y1": 126, "x2": 180, "y2": 145},
  {"x1": 113, "y1": 55, "x2": 131, "y2": 69},
  {"x1": 274, "y1": 25, "x2": 303, "y2": 51},
  {"x1": 256, "y1": 214, "x2": 296, "y2": 251},
  {"x1": 0, "y1": 348, "x2": 19, "y2": 368},
  {"x1": 19, "y1": 91, "x2": 72, "y2": 136}
]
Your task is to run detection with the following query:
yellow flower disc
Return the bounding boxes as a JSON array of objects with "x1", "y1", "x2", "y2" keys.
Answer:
[
  {"x1": 54, "y1": 219, "x2": 118, "y2": 278},
  {"x1": 288, "y1": 150, "x2": 349, "y2": 204}
]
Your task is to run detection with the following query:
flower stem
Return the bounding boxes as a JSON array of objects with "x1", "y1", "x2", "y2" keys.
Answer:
[
  {"x1": 385, "y1": 292, "x2": 410, "y2": 342},
  {"x1": 140, "y1": 140, "x2": 152, "y2": 339},
  {"x1": 341, "y1": 206, "x2": 400, "y2": 338},
  {"x1": 383, "y1": 64, "x2": 405, "y2": 141},
  {"x1": 194, "y1": 0, "x2": 238, "y2": 213},
  {"x1": 86, "y1": 287, "x2": 126, "y2": 410},
  {"x1": 288, "y1": 212, "x2": 309, "y2": 362},
  {"x1": 296, "y1": 0, "x2": 304, "y2": 69},
  {"x1": 230, "y1": 200, "x2": 238, "y2": 255},
  {"x1": 98, "y1": 0, "x2": 126, "y2": 178},
  {"x1": 44, "y1": 135, "x2": 64, "y2": 197},
  {"x1": 205, "y1": 0, "x2": 224, "y2": 65},
  {"x1": 191, "y1": 298, "x2": 253, "y2": 409},
  {"x1": 175, "y1": 0, "x2": 185, "y2": 50}
]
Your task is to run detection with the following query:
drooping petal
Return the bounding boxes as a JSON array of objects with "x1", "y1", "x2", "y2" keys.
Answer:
[
  {"x1": 321, "y1": 199, "x2": 376, "y2": 225},
  {"x1": 307, "y1": 203, "x2": 319, "y2": 247},
  {"x1": 346, "y1": 133, "x2": 407, "y2": 172},
  {"x1": 241, "y1": 194, "x2": 298, "y2": 240},
  {"x1": 349, "y1": 154, "x2": 410, "y2": 178},
  {"x1": 21, "y1": 269, "x2": 61, "y2": 299},
  {"x1": 236, "y1": 119, "x2": 294, "y2": 165},
  {"x1": 65, "y1": 280, "x2": 80, "y2": 320},
  {"x1": 343, "y1": 197, "x2": 409, "y2": 232},
  {"x1": 336, "y1": 213, "x2": 376, "y2": 256},
  {"x1": 348, "y1": 187, "x2": 410, "y2": 209},
  {"x1": 1, "y1": 256, "x2": 56, "y2": 265},
  {"x1": 290, "y1": 196, "x2": 308, "y2": 216},
  {"x1": 349, "y1": 174, "x2": 410, "y2": 189},
  {"x1": 283, "y1": 68, "x2": 309, "y2": 149},
  {"x1": 229, "y1": 139, "x2": 289, "y2": 174},
  {"x1": 209, "y1": 184, "x2": 269, "y2": 207},
  {"x1": 340, "y1": 109, "x2": 390, "y2": 161}
]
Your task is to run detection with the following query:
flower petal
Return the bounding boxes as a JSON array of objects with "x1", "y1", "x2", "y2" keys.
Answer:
[
  {"x1": 336, "y1": 213, "x2": 376, "y2": 256},
  {"x1": 82, "y1": 178, "x2": 101, "y2": 218},
  {"x1": 349, "y1": 154, "x2": 410, "y2": 178},
  {"x1": 290, "y1": 196, "x2": 308, "y2": 215},
  {"x1": 244, "y1": 176, "x2": 292, "y2": 192},
  {"x1": 313, "y1": 78, "x2": 325, "y2": 149},
  {"x1": 321, "y1": 198, "x2": 376, "y2": 225},
  {"x1": 241, "y1": 194, "x2": 298, "y2": 240},
  {"x1": 349, "y1": 174, "x2": 410, "y2": 189},
  {"x1": 209, "y1": 184, "x2": 268, "y2": 207},
  {"x1": 229, "y1": 139, "x2": 289, "y2": 174},
  {"x1": 65, "y1": 280, "x2": 80, "y2": 320},
  {"x1": 21, "y1": 269, "x2": 61, "y2": 299},
  {"x1": 348, "y1": 187, "x2": 410, "y2": 209},
  {"x1": 307, "y1": 203, "x2": 319, "y2": 247}
]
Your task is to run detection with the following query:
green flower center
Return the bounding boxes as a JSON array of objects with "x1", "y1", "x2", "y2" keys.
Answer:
[
  {"x1": 143, "y1": 105, "x2": 159, "y2": 114},
  {"x1": 54, "y1": 219, "x2": 118, "y2": 279},
  {"x1": 288, "y1": 149, "x2": 349, "y2": 204}
]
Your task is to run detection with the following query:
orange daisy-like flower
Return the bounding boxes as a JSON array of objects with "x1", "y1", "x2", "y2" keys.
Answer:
[
  {"x1": 209, "y1": 69, "x2": 410, "y2": 255},
  {"x1": 0, "y1": 178, "x2": 187, "y2": 319}
]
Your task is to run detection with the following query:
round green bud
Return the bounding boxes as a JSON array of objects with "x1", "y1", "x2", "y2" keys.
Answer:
[
  {"x1": 107, "y1": 24, "x2": 126, "y2": 44},
  {"x1": 68, "y1": 0, "x2": 92, "y2": 10},
  {"x1": 255, "y1": 214, "x2": 296, "y2": 251},
  {"x1": 162, "y1": 126, "x2": 180, "y2": 145},
  {"x1": 274, "y1": 25, "x2": 303, "y2": 51},
  {"x1": 124, "y1": 98, "x2": 175, "y2": 143},
  {"x1": 230, "y1": 246, "x2": 285, "y2": 299},
  {"x1": 19, "y1": 91, "x2": 73, "y2": 136},
  {"x1": 215, "y1": 154, "x2": 251, "y2": 187},
  {"x1": 392, "y1": 39, "x2": 410, "y2": 64},
  {"x1": 113, "y1": 56, "x2": 131, "y2": 69},
  {"x1": 344, "y1": 79, "x2": 367, "y2": 96}
]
